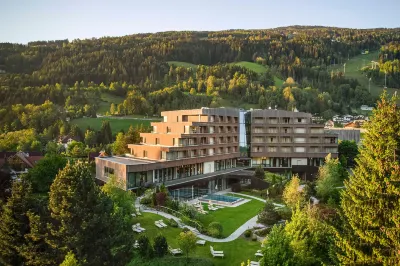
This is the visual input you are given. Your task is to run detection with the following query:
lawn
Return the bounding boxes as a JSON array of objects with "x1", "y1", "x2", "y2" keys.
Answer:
[
  {"x1": 70, "y1": 117, "x2": 154, "y2": 134},
  {"x1": 97, "y1": 93, "x2": 125, "y2": 114},
  {"x1": 133, "y1": 212, "x2": 262, "y2": 266},
  {"x1": 199, "y1": 195, "x2": 264, "y2": 237},
  {"x1": 167, "y1": 61, "x2": 198, "y2": 69},
  {"x1": 328, "y1": 50, "x2": 399, "y2": 102}
]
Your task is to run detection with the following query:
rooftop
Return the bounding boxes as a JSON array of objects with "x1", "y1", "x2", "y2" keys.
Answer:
[{"x1": 97, "y1": 156, "x2": 158, "y2": 165}]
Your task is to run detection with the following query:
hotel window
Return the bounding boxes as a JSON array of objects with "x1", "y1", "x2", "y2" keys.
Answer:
[
  {"x1": 294, "y1": 147, "x2": 305, "y2": 153},
  {"x1": 143, "y1": 150, "x2": 148, "y2": 157},
  {"x1": 155, "y1": 138, "x2": 160, "y2": 145},
  {"x1": 161, "y1": 151, "x2": 166, "y2": 160},
  {"x1": 167, "y1": 127, "x2": 171, "y2": 133},
  {"x1": 268, "y1": 147, "x2": 277, "y2": 152},
  {"x1": 104, "y1": 166, "x2": 114, "y2": 177}
]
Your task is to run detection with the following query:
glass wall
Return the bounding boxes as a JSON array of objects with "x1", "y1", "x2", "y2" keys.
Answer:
[
  {"x1": 127, "y1": 172, "x2": 147, "y2": 189},
  {"x1": 239, "y1": 110, "x2": 250, "y2": 157}
]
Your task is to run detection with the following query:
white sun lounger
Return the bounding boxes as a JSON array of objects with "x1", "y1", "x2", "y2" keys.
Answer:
[
  {"x1": 155, "y1": 221, "x2": 163, "y2": 228},
  {"x1": 250, "y1": 261, "x2": 260, "y2": 266},
  {"x1": 132, "y1": 225, "x2": 142, "y2": 233},
  {"x1": 196, "y1": 239, "x2": 206, "y2": 245},
  {"x1": 255, "y1": 251, "x2": 263, "y2": 257},
  {"x1": 169, "y1": 246, "x2": 182, "y2": 255},
  {"x1": 208, "y1": 205, "x2": 218, "y2": 211},
  {"x1": 158, "y1": 220, "x2": 168, "y2": 227},
  {"x1": 210, "y1": 246, "x2": 224, "y2": 258}
]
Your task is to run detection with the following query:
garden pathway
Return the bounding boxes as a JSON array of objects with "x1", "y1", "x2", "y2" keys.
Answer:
[{"x1": 134, "y1": 193, "x2": 267, "y2": 243}]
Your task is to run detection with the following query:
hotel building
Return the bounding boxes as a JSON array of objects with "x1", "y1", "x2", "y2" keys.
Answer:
[{"x1": 95, "y1": 108, "x2": 338, "y2": 191}]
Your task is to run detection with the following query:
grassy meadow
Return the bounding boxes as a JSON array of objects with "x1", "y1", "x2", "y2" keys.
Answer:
[{"x1": 71, "y1": 117, "x2": 154, "y2": 134}]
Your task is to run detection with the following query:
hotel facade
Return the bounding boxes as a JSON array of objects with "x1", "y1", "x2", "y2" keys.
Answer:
[{"x1": 95, "y1": 108, "x2": 338, "y2": 191}]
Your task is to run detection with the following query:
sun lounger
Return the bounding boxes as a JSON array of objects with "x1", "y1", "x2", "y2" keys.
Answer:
[
  {"x1": 131, "y1": 213, "x2": 136, "y2": 217},
  {"x1": 132, "y1": 225, "x2": 142, "y2": 233},
  {"x1": 210, "y1": 246, "x2": 224, "y2": 258},
  {"x1": 133, "y1": 240, "x2": 139, "y2": 248},
  {"x1": 169, "y1": 246, "x2": 182, "y2": 255},
  {"x1": 135, "y1": 223, "x2": 146, "y2": 231},
  {"x1": 155, "y1": 221, "x2": 163, "y2": 228},
  {"x1": 196, "y1": 239, "x2": 206, "y2": 245},
  {"x1": 158, "y1": 220, "x2": 168, "y2": 227},
  {"x1": 255, "y1": 251, "x2": 263, "y2": 257},
  {"x1": 250, "y1": 261, "x2": 260, "y2": 266},
  {"x1": 208, "y1": 205, "x2": 218, "y2": 211}
]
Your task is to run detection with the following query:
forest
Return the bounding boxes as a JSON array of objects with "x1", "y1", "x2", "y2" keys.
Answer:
[{"x1": 1, "y1": 26, "x2": 400, "y2": 149}]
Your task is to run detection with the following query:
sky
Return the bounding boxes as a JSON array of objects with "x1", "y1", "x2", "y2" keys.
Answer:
[{"x1": 1, "y1": 0, "x2": 400, "y2": 44}]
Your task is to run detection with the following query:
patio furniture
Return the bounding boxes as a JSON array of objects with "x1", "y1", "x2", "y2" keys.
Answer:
[
  {"x1": 208, "y1": 205, "x2": 218, "y2": 211},
  {"x1": 135, "y1": 223, "x2": 146, "y2": 231},
  {"x1": 255, "y1": 250, "x2": 263, "y2": 257},
  {"x1": 158, "y1": 220, "x2": 168, "y2": 227},
  {"x1": 169, "y1": 246, "x2": 182, "y2": 256},
  {"x1": 132, "y1": 225, "x2": 142, "y2": 233},
  {"x1": 210, "y1": 246, "x2": 224, "y2": 258},
  {"x1": 131, "y1": 213, "x2": 136, "y2": 217},
  {"x1": 196, "y1": 239, "x2": 206, "y2": 245},
  {"x1": 133, "y1": 240, "x2": 139, "y2": 248},
  {"x1": 250, "y1": 261, "x2": 260, "y2": 266},
  {"x1": 155, "y1": 221, "x2": 164, "y2": 228}
]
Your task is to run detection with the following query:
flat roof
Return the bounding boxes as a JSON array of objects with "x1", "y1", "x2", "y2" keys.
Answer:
[{"x1": 97, "y1": 156, "x2": 158, "y2": 165}]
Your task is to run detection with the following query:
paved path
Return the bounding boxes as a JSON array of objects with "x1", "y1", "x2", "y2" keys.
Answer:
[{"x1": 134, "y1": 194, "x2": 265, "y2": 242}]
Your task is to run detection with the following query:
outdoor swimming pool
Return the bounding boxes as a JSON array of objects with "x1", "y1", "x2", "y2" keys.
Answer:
[{"x1": 200, "y1": 194, "x2": 244, "y2": 205}]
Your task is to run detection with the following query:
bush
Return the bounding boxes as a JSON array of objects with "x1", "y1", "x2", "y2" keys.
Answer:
[
  {"x1": 166, "y1": 199, "x2": 180, "y2": 211},
  {"x1": 254, "y1": 227, "x2": 271, "y2": 237},
  {"x1": 244, "y1": 229, "x2": 252, "y2": 238},
  {"x1": 179, "y1": 203, "x2": 198, "y2": 219},
  {"x1": 138, "y1": 235, "x2": 154, "y2": 259},
  {"x1": 251, "y1": 234, "x2": 258, "y2": 241},
  {"x1": 276, "y1": 206, "x2": 292, "y2": 220},
  {"x1": 167, "y1": 218, "x2": 178, "y2": 228},
  {"x1": 153, "y1": 235, "x2": 168, "y2": 258},
  {"x1": 257, "y1": 200, "x2": 281, "y2": 225},
  {"x1": 207, "y1": 222, "x2": 223, "y2": 238},
  {"x1": 140, "y1": 197, "x2": 152, "y2": 205},
  {"x1": 181, "y1": 227, "x2": 190, "y2": 233}
]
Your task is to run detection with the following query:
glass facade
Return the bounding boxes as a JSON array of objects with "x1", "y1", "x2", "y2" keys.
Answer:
[{"x1": 239, "y1": 109, "x2": 250, "y2": 157}]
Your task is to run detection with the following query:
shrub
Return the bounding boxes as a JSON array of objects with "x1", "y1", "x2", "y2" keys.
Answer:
[
  {"x1": 153, "y1": 235, "x2": 168, "y2": 258},
  {"x1": 207, "y1": 222, "x2": 223, "y2": 237},
  {"x1": 252, "y1": 234, "x2": 258, "y2": 241},
  {"x1": 156, "y1": 192, "x2": 167, "y2": 206},
  {"x1": 257, "y1": 200, "x2": 281, "y2": 225},
  {"x1": 138, "y1": 235, "x2": 154, "y2": 259},
  {"x1": 168, "y1": 218, "x2": 179, "y2": 227},
  {"x1": 181, "y1": 227, "x2": 190, "y2": 233},
  {"x1": 180, "y1": 203, "x2": 198, "y2": 219},
  {"x1": 244, "y1": 229, "x2": 252, "y2": 238},
  {"x1": 276, "y1": 206, "x2": 292, "y2": 220},
  {"x1": 166, "y1": 199, "x2": 180, "y2": 211},
  {"x1": 254, "y1": 227, "x2": 271, "y2": 237},
  {"x1": 140, "y1": 197, "x2": 152, "y2": 205}
]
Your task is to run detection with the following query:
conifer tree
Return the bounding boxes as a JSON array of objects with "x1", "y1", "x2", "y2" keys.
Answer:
[
  {"x1": 337, "y1": 92, "x2": 400, "y2": 265},
  {"x1": 0, "y1": 179, "x2": 32, "y2": 266},
  {"x1": 48, "y1": 161, "x2": 133, "y2": 265}
]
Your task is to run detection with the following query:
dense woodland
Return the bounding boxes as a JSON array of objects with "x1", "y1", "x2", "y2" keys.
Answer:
[{"x1": 1, "y1": 27, "x2": 400, "y2": 150}]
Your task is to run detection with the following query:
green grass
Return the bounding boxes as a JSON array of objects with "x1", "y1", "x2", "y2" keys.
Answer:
[
  {"x1": 199, "y1": 195, "x2": 264, "y2": 237},
  {"x1": 167, "y1": 61, "x2": 198, "y2": 69},
  {"x1": 134, "y1": 213, "x2": 262, "y2": 266},
  {"x1": 328, "y1": 50, "x2": 398, "y2": 101},
  {"x1": 71, "y1": 117, "x2": 153, "y2": 134},
  {"x1": 97, "y1": 93, "x2": 125, "y2": 114},
  {"x1": 232, "y1": 61, "x2": 268, "y2": 74},
  {"x1": 274, "y1": 76, "x2": 285, "y2": 87}
]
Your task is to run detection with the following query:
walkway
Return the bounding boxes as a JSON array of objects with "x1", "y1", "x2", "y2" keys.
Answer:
[{"x1": 134, "y1": 193, "x2": 266, "y2": 242}]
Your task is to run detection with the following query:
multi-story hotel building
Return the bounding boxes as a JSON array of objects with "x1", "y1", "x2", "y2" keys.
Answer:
[
  {"x1": 247, "y1": 109, "x2": 338, "y2": 179},
  {"x1": 95, "y1": 108, "x2": 338, "y2": 191},
  {"x1": 96, "y1": 108, "x2": 241, "y2": 191}
]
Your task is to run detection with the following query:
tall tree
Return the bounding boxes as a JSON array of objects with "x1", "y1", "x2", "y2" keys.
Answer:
[
  {"x1": 48, "y1": 161, "x2": 134, "y2": 265},
  {"x1": 100, "y1": 121, "x2": 113, "y2": 144},
  {"x1": 283, "y1": 175, "x2": 305, "y2": 209},
  {"x1": 112, "y1": 132, "x2": 128, "y2": 155},
  {"x1": 337, "y1": 92, "x2": 400, "y2": 265},
  {"x1": 338, "y1": 140, "x2": 359, "y2": 167},
  {"x1": 26, "y1": 155, "x2": 67, "y2": 193},
  {"x1": 0, "y1": 179, "x2": 32, "y2": 266}
]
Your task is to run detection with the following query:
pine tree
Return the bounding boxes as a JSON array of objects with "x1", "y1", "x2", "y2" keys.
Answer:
[
  {"x1": 48, "y1": 161, "x2": 134, "y2": 265},
  {"x1": 0, "y1": 179, "x2": 32, "y2": 266},
  {"x1": 337, "y1": 92, "x2": 400, "y2": 265}
]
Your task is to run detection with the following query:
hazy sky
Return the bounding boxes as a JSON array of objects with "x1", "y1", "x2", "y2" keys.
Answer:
[{"x1": 1, "y1": 0, "x2": 400, "y2": 43}]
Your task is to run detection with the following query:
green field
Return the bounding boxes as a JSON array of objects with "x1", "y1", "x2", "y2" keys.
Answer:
[
  {"x1": 232, "y1": 61, "x2": 268, "y2": 74},
  {"x1": 71, "y1": 117, "x2": 154, "y2": 134},
  {"x1": 97, "y1": 93, "x2": 125, "y2": 114},
  {"x1": 199, "y1": 195, "x2": 264, "y2": 237},
  {"x1": 130, "y1": 212, "x2": 262, "y2": 266},
  {"x1": 167, "y1": 61, "x2": 198, "y2": 69},
  {"x1": 329, "y1": 50, "x2": 398, "y2": 100}
]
